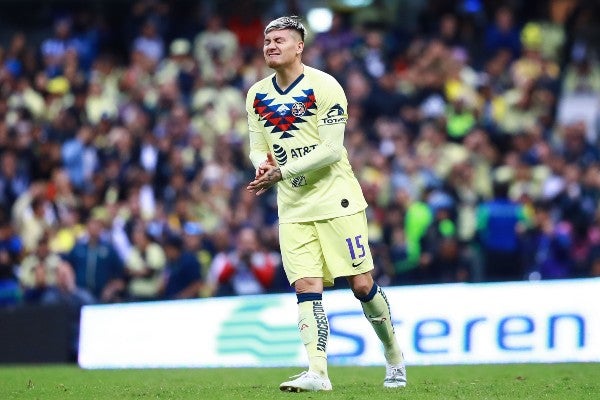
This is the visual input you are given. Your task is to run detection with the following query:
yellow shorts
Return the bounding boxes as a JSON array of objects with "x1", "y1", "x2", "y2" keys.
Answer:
[{"x1": 279, "y1": 211, "x2": 374, "y2": 287}]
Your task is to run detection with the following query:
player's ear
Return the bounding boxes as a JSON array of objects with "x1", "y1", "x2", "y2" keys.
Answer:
[{"x1": 296, "y1": 41, "x2": 304, "y2": 55}]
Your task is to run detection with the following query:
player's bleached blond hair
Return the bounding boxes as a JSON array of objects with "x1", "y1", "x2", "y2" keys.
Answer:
[{"x1": 264, "y1": 16, "x2": 306, "y2": 41}]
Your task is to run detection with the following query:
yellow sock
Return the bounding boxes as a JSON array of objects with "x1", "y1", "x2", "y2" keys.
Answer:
[
  {"x1": 360, "y1": 285, "x2": 403, "y2": 365},
  {"x1": 297, "y1": 298, "x2": 329, "y2": 377}
]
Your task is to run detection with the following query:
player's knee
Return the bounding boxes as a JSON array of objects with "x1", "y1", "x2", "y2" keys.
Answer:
[
  {"x1": 352, "y1": 285, "x2": 371, "y2": 299},
  {"x1": 294, "y1": 277, "x2": 324, "y2": 294},
  {"x1": 348, "y1": 273, "x2": 376, "y2": 300}
]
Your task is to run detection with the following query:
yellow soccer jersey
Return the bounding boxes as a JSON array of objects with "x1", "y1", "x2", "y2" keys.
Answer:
[{"x1": 246, "y1": 65, "x2": 367, "y2": 223}]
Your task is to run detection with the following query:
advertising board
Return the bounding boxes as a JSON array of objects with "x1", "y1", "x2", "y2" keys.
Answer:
[{"x1": 78, "y1": 279, "x2": 600, "y2": 368}]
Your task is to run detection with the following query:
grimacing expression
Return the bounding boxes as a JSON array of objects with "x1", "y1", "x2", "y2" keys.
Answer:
[{"x1": 263, "y1": 29, "x2": 303, "y2": 69}]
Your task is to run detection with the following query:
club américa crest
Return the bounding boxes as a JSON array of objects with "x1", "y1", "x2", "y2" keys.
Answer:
[{"x1": 291, "y1": 102, "x2": 306, "y2": 117}]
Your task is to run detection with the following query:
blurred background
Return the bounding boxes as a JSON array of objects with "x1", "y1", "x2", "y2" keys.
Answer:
[{"x1": 0, "y1": 0, "x2": 599, "y2": 363}]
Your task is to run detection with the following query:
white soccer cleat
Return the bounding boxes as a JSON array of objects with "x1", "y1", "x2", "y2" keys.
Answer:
[
  {"x1": 279, "y1": 371, "x2": 333, "y2": 392},
  {"x1": 384, "y1": 363, "x2": 407, "y2": 388}
]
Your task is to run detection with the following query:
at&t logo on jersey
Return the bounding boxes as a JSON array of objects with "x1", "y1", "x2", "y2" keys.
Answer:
[
  {"x1": 321, "y1": 103, "x2": 346, "y2": 125},
  {"x1": 273, "y1": 144, "x2": 287, "y2": 165},
  {"x1": 272, "y1": 144, "x2": 307, "y2": 188},
  {"x1": 273, "y1": 144, "x2": 318, "y2": 164}
]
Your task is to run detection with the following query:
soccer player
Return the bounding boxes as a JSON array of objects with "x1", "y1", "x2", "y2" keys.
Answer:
[{"x1": 246, "y1": 16, "x2": 407, "y2": 392}]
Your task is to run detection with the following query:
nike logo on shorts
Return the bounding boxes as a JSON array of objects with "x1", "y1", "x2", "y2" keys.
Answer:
[{"x1": 352, "y1": 259, "x2": 365, "y2": 268}]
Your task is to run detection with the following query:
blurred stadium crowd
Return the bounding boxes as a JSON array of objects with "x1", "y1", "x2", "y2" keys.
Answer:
[{"x1": 0, "y1": 0, "x2": 599, "y2": 309}]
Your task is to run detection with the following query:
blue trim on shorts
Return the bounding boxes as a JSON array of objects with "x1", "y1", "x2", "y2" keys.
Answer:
[
  {"x1": 297, "y1": 292, "x2": 322, "y2": 303},
  {"x1": 355, "y1": 283, "x2": 378, "y2": 302}
]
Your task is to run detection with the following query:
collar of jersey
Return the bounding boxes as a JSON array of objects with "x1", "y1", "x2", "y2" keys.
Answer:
[{"x1": 272, "y1": 73, "x2": 305, "y2": 95}]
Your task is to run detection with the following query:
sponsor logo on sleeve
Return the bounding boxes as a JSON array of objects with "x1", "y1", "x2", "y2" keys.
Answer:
[{"x1": 321, "y1": 104, "x2": 347, "y2": 125}]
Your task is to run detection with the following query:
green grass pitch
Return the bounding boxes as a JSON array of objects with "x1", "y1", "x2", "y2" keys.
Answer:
[{"x1": 1, "y1": 363, "x2": 599, "y2": 399}]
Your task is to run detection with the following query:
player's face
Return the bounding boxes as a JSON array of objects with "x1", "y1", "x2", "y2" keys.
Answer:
[{"x1": 263, "y1": 29, "x2": 303, "y2": 69}]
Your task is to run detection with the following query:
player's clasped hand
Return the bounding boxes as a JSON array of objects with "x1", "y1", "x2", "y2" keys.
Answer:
[
  {"x1": 247, "y1": 152, "x2": 282, "y2": 196},
  {"x1": 246, "y1": 167, "x2": 282, "y2": 195}
]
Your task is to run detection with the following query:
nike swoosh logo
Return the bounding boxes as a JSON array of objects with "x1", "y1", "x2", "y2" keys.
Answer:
[{"x1": 352, "y1": 259, "x2": 365, "y2": 268}]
